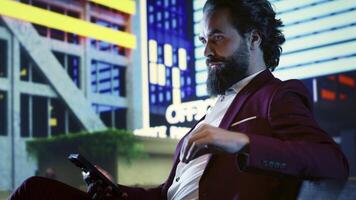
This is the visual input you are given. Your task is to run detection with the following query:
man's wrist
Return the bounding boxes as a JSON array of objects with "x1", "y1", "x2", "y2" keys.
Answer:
[
  {"x1": 236, "y1": 134, "x2": 250, "y2": 171},
  {"x1": 238, "y1": 134, "x2": 250, "y2": 153}
]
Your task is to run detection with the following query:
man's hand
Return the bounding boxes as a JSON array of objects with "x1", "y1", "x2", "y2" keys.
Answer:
[
  {"x1": 183, "y1": 123, "x2": 249, "y2": 163},
  {"x1": 83, "y1": 166, "x2": 114, "y2": 200}
]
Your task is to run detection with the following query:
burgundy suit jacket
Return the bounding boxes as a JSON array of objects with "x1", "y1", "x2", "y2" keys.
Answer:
[{"x1": 118, "y1": 70, "x2": 349, "y2": 200}]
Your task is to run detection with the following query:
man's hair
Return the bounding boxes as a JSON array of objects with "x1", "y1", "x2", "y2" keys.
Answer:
[{"x1": 203, "y1": 0, "x2": 285, "y2": 71}]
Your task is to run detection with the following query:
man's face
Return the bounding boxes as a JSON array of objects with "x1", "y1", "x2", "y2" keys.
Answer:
[{"x1": 199, "y1": 8, "x2": 250, "y2": 96}]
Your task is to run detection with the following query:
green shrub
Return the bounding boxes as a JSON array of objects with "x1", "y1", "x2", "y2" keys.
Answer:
[{"x1": 26, "y1": 129, "x2": 144, "y2": 163}]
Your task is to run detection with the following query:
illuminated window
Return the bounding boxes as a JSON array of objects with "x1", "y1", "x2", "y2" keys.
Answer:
[
  {"x1": 172, "y1": 19, "x2": 177, "y2": 28},
  {"x1": 172, "y1": 67, "x2": 180, "y2": 88},
  {"x1": 195, "y1": 71, "x2": 207, "y2": 84},
  {"x1": 149, "y1": 15, "x2": 154, "y2": 24},
  {"x1": 193, "y1": 0, "x2": 205, "y2": 10},
  {"x1": 151, "y1": 94, "x2": 156, "y2": 104},
  {"x1": 149, "y1": 40, "x2": 158, "y2": 63},
  {"x1": 178, "y1": 48, "x2": 187, "y2": 70},
  {"x1": 150, "y1": 85, "x2": 156, "y2": 92},
  {"x1": 196, "y1": 84, "x2": 208, "y2": 97},
  {"x1": 165, "y1": 21, "x2": 170, "y2": 30},
  {"x1": 180, "y1": 76, "x2": 185, "y2": 86},
  {"x1": 159, "y1": 93, "x2": 164, "y2": 103},
  {"x1": 194, "y1": 47, "x2": 205, "y2": 61},
  {"x1": 91, "y1": 60, "x2": 126, "y2": 97},
  {"x1": 157, "y1": 12, "x2": 162, "y2": 21},
  {"x1": 0, "y1": 40, "x2": 7, "y2": 78},
  {"x1": 149, "y1": 63, "x2": 158, "y2": 84},
  {"x1": 164, "y1": 44, "x2": 173, "y2": 67},
  {"x1": 166, "y1": 68, "x2": 172, "y2": 86},
  {"x1": 67, "y1": 55, "x2": 80, "y2": 87},
  {"x1": 158, "y1": 64, "x2": 166, "y2": 86},
  {"x1": 0, "y1": 91, "x2": 7, "y2": 136},
  {"x1": 166, "y1": 91, "x2": 171, "y2": 101},
  {"x1": 173, "y1": 88, "x2": 181, "y2": 104},
  {"x1": 157, "y1": 45, "x2": 163, "y2": 63},
  {"x1": 187, "y1": 77, "x2": 192, "y2": 85},
  {"x1": 195, "y1": 58, "x2": 206, "y2": 71}
]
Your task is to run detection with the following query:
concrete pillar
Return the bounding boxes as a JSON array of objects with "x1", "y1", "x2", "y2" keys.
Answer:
[
  {"x1": 83, "y1": 1, "x2": 90, "y2": 98},
  {"x1": 10, "y1": 36, "x2": 38, "y2": 189},
  {"x1": 127, "y1": 0, "x2": 149, "y2": 130},
  {"x1": 0, "y1": 24, "x2": 12, "y2": 191}
]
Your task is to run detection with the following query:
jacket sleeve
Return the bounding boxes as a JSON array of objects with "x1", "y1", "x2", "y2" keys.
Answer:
[{"x1": 237, "y1": 80, "x2": 349, "y2": 179}]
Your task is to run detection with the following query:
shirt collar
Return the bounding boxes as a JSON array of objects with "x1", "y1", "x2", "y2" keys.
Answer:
[{"x1": 224, "y1": 69, "x2": 265, "y2": 95}]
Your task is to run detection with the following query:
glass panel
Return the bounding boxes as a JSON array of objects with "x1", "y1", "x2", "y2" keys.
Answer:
[
  {"x1": 114, "y1": 108, "x2": 127, "y2": 129},
  {"x1": 32, "y1": 96, "x2": 48, "y2": 137},
  {"x1": 0, "y1": 40, "x2": 7, "y2": 78},
  {"x1": 50, "y1": 98, "x2": 65, "y2": 136},
  {"x1": 20, "y1": 47, "x2": 30, "y2": 81},
  {"x1": 20, "y1": 94, "x2": 30, "y2": 137},
  {"x1": 68, "y1": 55, "x2": 80, "y2": 87},
  {"x1": 98, "y1": 105, "x2": 113, "y2": 127},
  {"x1": 68, "y1": 111, "x2": 82, "y2": 133}
]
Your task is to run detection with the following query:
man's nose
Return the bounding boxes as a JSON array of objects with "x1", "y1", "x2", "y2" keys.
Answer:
[{"x1": 204, "y1": 42, "x2": 215, "y2": 58}]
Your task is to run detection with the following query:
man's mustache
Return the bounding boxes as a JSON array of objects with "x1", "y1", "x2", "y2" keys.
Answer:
[{"x1": 206, "y1": 57, "x2": 226, "y2": 66}]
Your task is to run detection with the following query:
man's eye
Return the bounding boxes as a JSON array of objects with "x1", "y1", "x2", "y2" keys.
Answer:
[
  {"x1": 213, "y1": 35, "x2": 224, "y2": 41},
  {"x1": 200, "y1": 38, "x2": 207, "y2": 45}
]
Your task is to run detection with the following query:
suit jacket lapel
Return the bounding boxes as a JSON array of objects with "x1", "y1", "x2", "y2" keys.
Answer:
[{"x1": 218, "y1": 69, "x2": 274, "y2": 129}]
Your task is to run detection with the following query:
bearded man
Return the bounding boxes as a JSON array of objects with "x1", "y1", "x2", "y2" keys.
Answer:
[{"x1": 8, "y1": 0, "x2": 349, "y2": 200}]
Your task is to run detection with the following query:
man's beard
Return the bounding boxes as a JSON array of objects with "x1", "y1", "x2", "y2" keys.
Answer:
[{"x1": 206, "y1": 43, "x2": 250, "y2": 96}]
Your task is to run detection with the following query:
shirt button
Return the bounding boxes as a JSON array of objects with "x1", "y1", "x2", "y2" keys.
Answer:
[{"x1": 175, "y1": 177, "x2": 180, "y2": 182}]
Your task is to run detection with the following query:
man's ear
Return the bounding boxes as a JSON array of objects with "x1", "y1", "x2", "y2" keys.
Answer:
[{"x1": 247, "y1": 30, "x2": 262, "y2": 50}]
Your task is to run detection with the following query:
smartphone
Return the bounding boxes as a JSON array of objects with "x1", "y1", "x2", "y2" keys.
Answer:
[{"x1": 68, "y1": 153, "x2": 122, "y2": 196}]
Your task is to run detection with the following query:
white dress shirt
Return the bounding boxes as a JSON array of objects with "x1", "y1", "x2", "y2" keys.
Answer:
[{"x1": 167, "y1": 70, "x2": 263, "y2": 200}]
